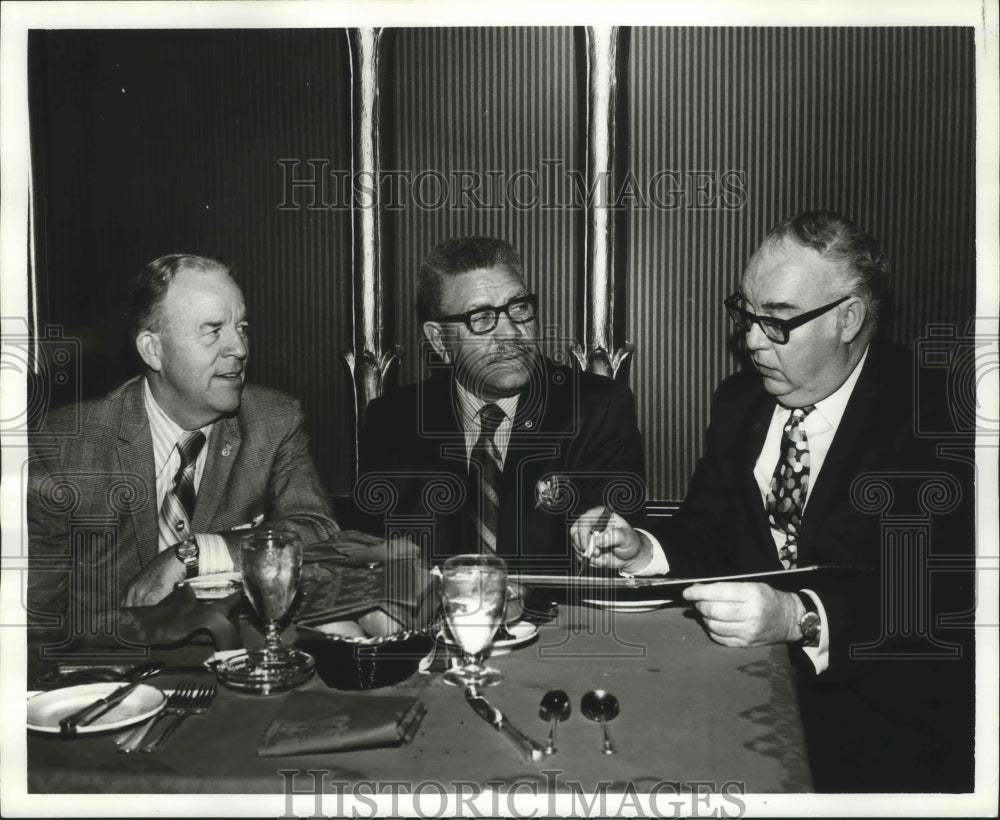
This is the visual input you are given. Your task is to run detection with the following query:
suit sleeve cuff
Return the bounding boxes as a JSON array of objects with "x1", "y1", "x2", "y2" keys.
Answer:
[
  {"x1": 619, "y1": 529, "x2": 671, "y2": 577},
  {"x1": 799, "y1": 588, "x2": 830, "y2": 674},
  {"x1": 194, "y1": 533, "x2": 235, "y2": 575}
]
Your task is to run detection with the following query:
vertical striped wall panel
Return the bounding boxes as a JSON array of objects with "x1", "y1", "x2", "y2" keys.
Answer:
[
  {"x1": 386, "y1": 28, "x2": 583, "y2": 383},
  {"x1": 627, "y1": 27, "x2": 975, "y2": 500}
]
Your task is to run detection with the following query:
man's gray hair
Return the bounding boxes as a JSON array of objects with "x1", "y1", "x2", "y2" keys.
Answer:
[
  {"x1": 417, "y1": 236, "x2": 524, "y2": 324},
  {"x1": 763, "y1": 211, "x2": 889, "y2": 328},
  {"x1": 126, "y1": 253, "x2": 233, "y2": 341}
]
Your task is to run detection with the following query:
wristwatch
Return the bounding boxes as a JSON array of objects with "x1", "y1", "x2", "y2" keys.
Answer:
[
  {"x1": 174, "y1": 537, "x2": 199, "y2": 579},
  {"x1": 795, "y1": 591, "x2": 821, "y2": 646}
]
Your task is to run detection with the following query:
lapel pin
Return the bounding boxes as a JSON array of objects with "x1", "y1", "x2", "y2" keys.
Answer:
[
  {"x1": 221, "y1": 444, "x2": 232, "y2": 457},
  {"x1": 523, "y1": 420, "x2": 533, "y2": 428}
]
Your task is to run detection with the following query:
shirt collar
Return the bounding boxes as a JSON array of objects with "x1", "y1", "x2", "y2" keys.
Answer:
[
  {"x1": 454, "y1": 379, "x2": 519, "y2": 432},
  {"x1": 143, "y1": 378, "x2": 213, "y2": 471}
]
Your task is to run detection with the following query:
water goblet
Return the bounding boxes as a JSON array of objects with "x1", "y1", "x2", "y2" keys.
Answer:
[
  {"x1": 441, "y1": 554, "x2": 508, "y2": 687},
  {"x1": 218, "y1": 529, "x2": 314, "y2": 693}
]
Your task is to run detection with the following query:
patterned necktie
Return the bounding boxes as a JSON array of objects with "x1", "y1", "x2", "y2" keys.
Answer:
[
  {"x1": 157, "y1": 430, "x2": 206, "y2": 551},
  {"x1": 765, "y1": 406, "x2": 816, "y2": 569},
  {"x1": 468, "y1": 403, "x2": 506, "y2": 554}
]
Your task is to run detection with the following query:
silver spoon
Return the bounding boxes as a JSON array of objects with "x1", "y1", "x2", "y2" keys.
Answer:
[
  {"x1": 538, "y1": 689, "x2": 571, "y2": 755},
  {"x1": 581, "y1": 689, "x2": 619, "y2": 755}
]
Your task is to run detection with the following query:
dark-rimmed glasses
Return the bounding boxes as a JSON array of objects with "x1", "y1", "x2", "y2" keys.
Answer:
[
  {"x1": 724, "y1": 292, "x2": 851, "y2": 345},
  {"x1": 434, "y1": 293, "x2": 538, "y2": 335}
]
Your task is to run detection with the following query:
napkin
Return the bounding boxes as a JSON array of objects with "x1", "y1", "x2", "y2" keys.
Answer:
[{"x1": 257, "y1": 690, "x2": 427, "y2": 756}]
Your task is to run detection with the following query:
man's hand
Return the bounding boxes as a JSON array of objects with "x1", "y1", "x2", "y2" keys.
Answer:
[
  {"x1": 122, "y1": 546, "x2": 186, "y2": 607},
  {"x1": 570, "y1": 507, "x2": 654, "y2": 574},
  {"x1": 683, "y1": 582, "x2": 804, "y2": 647}
]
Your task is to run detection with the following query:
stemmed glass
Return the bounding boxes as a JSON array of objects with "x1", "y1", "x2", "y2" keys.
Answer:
[
  {"x1": 441, "y1": 554, "x2": 508, "y2": 687},
  {"x1": 218, "y1": 529, "x2": 314, "y2": 693}
]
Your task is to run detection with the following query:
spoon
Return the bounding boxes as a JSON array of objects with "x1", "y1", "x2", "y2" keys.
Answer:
[
  {"x1": 581, "y1": 689, "x2": 619, "y2": 755},
  {"x1": 538, "y1": 689, "x2": 571, "y2": 755}
]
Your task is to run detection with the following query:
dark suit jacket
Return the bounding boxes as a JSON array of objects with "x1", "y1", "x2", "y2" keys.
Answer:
[
  {"x1": 656, "y1": 340, "x2": 975, "y2": 791},
  {"x1": 27, "y1": 377, "x2": 339, "y2": 630},
  {"x1": 357, "y1": 357, "x2": 646, "y2": 571}
]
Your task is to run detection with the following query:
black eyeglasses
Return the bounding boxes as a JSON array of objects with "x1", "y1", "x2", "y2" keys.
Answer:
[
  {"x1": 434, "y1": 293, "x2": 538, "y2": 335},
  {"x1": 724, "y1": 292, "x2": 851, "y2": 345}
]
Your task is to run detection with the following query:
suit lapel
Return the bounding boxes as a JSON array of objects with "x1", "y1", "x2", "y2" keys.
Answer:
[
  {"x1": 503, "y1": 363, "x2": 552, "y2": 489},
  {"x1": 798, "y1": 350, "x2": 881, "y2": 554},
  {"x1": 739, "y1": 389, "x2": 782, "y2": 565},
  {"x1": 115, "y1": 380, "x2": 158, "y2": 566},
  {"x1": 193, "y1": 414, "x2": 242, "y2": 531}
]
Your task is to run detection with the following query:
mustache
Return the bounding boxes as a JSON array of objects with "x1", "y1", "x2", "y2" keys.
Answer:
[{"x1": 489, "y1": 342, "x2": 536, "y2": 361}]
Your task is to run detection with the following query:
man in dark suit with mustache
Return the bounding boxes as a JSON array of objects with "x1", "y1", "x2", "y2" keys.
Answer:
[
  {"x1": 572, "y1": 212, "x2": 975, "y2": 792},
  {"x1": 28, "y1": 254, "x2": 339, "y2": 638},
  {"x1": 357, "y1": 236, "x2": 645, "y2": 570}
]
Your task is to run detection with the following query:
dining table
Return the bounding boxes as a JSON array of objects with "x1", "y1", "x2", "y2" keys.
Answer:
[{"x1": 26, "y1": 596, "x2": 813, "y2": 798}]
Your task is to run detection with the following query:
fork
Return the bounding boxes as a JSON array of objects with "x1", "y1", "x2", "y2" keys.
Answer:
[
  {"x1": 141, "y1": 682, "x2": 216, "y2": 753},
  {"x1": 116, "y1": 682, "x2": 198, "y2": 754}
]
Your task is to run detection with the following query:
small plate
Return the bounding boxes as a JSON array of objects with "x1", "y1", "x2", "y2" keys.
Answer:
[
  {"x1": 27, "y1": 683, "x2": 166, "y2": 734},
  {"x1": 581, "y1": 598, "x2": 673, "y2": 613},
  {"x1": 177, "y1": 572, "x2": 242, "y2": 600},
  {"x1": 438, "y1": 621, "x2": 538, "y2": 656}
]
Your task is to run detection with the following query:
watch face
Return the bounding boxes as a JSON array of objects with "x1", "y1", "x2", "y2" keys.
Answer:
[
  {"x1": 176, "y1": 541, "x2": 198, "y2": 562},
  {"x1": 799, "y1": 611, "x2": 821, "y2": 640}
]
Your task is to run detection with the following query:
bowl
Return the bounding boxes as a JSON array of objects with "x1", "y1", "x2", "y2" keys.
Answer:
[{"x1": 294, "y1": 625, "x2": 434, "y2": 690}]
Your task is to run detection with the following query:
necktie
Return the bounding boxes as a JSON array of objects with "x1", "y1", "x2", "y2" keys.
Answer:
[
  {"x1": 468, "y1": 403, "x2": 506, "y2": 554},
  {"x1": 765, "y1": 406, "x2": 816, "y2": 569},
  {"x1": 157, "y1": 430, "x2": 206, "y2": 551}
]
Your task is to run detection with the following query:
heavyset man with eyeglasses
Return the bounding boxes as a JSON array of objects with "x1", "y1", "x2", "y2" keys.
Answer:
[
  {"x1": 571, "y1": 211, "x2": 974, "y2": 792},
  {"x1": 357, "y1": 235, "x2": 645, "y2": 569}
]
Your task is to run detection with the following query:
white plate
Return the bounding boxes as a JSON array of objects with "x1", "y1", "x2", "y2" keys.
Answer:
[
  {"x1": 582, "y1": 598, "x2": 673, "y2": 613},
  {"x1": 438, "y1": 621, "x2": 538, "y2": 656},
  {"x1": 177, "y1": 572, "x2": 242, "y2": 599},
  {"x1": 27, "y1": 683, "x2": 166, "y2": 734}
]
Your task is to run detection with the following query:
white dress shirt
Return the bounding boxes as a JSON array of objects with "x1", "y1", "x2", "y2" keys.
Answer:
[
  {"x1": 143, "y1": 379, "x2": 232, "y2": 574},
  {"x1": 638, "y1": 348, "x2": 870, "y2": 674}
]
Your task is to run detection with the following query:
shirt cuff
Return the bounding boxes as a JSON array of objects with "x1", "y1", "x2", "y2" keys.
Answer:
[
  {"x1": 194, "y1": 533, "x2": 235, "y2": 575},
  {"x1": 619, "y1": 528, "x2": 671, "y2": 577},
  {"x1": 799, "y1": 588, "x2": 830, "y2": 674}
]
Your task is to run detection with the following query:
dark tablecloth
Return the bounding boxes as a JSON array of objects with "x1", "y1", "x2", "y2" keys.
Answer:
[{"x1": 27, "y1": 603, "x2": 812, "y2": 794}]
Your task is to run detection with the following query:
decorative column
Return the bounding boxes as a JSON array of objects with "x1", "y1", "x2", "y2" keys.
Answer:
[
  {"x1": 571, "y1": 26, "x2": 634, "y2": 381},
  {"x1": 36, "y1": 472, "x2": 149, "y2": 658},
  {"x1": 848, "y1": 471, "x2": 966, "y2": 659},
  {"x1": 343, "y1": 28, "x2": 401, "y2": 456}
]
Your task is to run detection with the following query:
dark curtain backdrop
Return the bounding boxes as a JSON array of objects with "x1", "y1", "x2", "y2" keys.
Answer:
[
  {"x1": 29, "y1": 27, "x2": 976, "y2": 502},
  {"x1": 29, "y1": 29, "x2": 355, "y2": 494}
]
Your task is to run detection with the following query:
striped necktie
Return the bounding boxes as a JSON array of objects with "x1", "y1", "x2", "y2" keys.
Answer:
[
  {"x1": 765, "y1": 405, "x2": 816, "y2": 569},
  {"x1": 157, "y1": 430, "x2": 206, "y2": 551},
  {"x1": 468, "y1": 403, "x2": 506, "y2": 554}
]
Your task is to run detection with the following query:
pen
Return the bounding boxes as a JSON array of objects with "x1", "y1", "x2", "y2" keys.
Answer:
[{"x1": 578, "y1": 506, "x2": 614, "y2": 576}]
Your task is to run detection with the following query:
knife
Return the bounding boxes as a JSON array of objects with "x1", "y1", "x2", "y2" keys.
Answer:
[
  {"x1": 59, "y1": 661, "x2": 164, "y2": 734},
  {"x1": 464, "y1": 687, "x2": 545, "y2": 762}
]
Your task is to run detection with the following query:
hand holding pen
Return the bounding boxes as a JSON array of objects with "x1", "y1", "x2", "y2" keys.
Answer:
[
  {"x1": 570, "y1": 506, "x2": 651, "y2": 574},
  {"x1": 577, "y1": 506, "x2": 614, "y2": 575}
]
